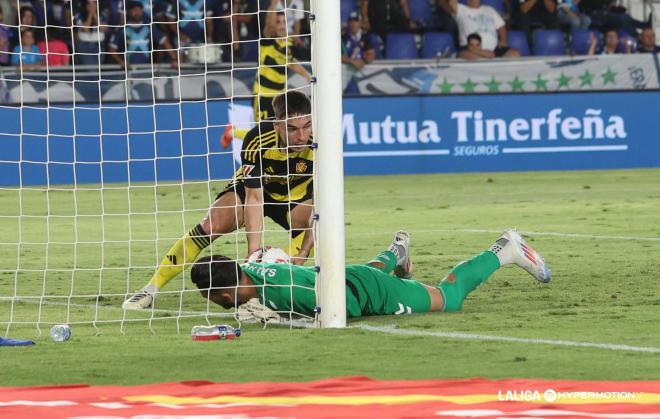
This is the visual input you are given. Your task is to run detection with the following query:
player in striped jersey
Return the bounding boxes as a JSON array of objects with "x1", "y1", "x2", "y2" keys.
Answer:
[
  {"x1": 122, "y1": 91, "x2": 314, "y2": 310},
  {"x1": 220, "y1": 1, "x2": 311, "y2": 148},
  {"x1": 253, "y1": 0, "x2": 312, "y2": 121}
]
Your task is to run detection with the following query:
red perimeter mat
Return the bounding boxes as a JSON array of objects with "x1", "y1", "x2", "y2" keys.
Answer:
[{"x1": 1, "y1": 377, "x2": 659, "y2": 418}]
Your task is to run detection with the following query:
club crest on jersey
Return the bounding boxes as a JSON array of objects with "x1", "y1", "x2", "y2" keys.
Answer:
[{"x1": 295, "y1": 161, "x2": 308, "y2": 173}]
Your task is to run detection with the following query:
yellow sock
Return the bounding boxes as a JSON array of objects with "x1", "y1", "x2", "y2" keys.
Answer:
[
  {"x1": 286, "y1": 231, "x2": 314, "y2": 259},
  {"x1": 148, "y1": 224, "x2": 210, "y2": 290}
]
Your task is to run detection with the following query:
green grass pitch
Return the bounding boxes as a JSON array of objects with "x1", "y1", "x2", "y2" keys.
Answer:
[{"x1": 1, "y1": 168, "x2": 659, "y2": 386}]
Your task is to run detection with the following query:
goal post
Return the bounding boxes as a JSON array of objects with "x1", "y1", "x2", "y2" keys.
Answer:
[
  {"x1": 312, "y1": 0, "x2": 347, "y2": 328},
  {"x1": 0, "y1": 0, "x2": 347, "y2": 333}
]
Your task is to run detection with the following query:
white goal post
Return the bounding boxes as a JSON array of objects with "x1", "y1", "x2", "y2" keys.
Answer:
[{"x1": 312, "y1": 0, "x2": 347, "y2": 328}]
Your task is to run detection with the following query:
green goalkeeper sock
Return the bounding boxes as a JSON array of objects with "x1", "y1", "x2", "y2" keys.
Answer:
[
  {"x1": 437, "y1": 251, "x2": 500, "y2": 312},
  {"x1": 368, "y1": 250, "x2": 397, "y2": 274}
]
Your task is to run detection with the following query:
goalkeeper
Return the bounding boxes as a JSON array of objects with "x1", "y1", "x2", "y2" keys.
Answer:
[
  {"x1": 190, "y1": 229, "x2": 551, "y2": 317},
  {"x1": 122, "y1": 91, "x2": 315, "y2": 310}
]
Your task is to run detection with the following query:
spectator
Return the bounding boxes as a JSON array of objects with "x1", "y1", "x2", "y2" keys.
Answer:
[
  {"x1": 589, "y1": 27, "x2": 631, "y2": 54},
  {"x1": 0, "y1": 6, "x2": 14, "y2": 65},
  {"x1": 230, "y1": 0, "x2": 256, "y2": 56},
  {"x1": 435, "y1": 0, "x2": 460, "y2": 45},
  {"x1": 46, "y1": 0, "x2": 71, "y2": 27},
  {"x1": 341, "y1": 11, "x2": 375, "y2": 70},
  {"x1": 448, "y1": 0, "x2": 520, "y2": 58},
  {"x1": 0, "y1": 0, "x2": 19, "y2": 29},
  {"x1": 108, "y1": 1, "x2": 177, "y2": 67},
  {"x1": 514, "y1": 0, "x2": 558, "y2": 45},
  {"x1": 18, "y1": 4, "x2": 35, "y2": 28},
  {"x1": 458, "y1": 32, "x2": 495, "y2": 58},
  {"x1": 176, "y1": 0, "x2": 220, "y2": 45},
  {"x1": 275, "y1": 0, "x2": 304, "y2": 38},
  {"x1": 18, "y1": 0, "x2": 44, "y2": 26},
  {"x1": 37, "y1": 26, "x2": 69, "y2": 66},
  {"x1": 557, "y1": 0, "x2": 590, "y2": 30},
  {"x1": 11, "y1": 28, "x2": 42, "y2": 67},
  {"x1": 361, "y1": 0, "x2": 414, "y2": 42},
  {"x1": 586, "y1": 0, "x2": 649, "y2": 38},
  {"x1": 637, "y1": 26, "x2": 659, "y2": 53},
  {"x1": 206, "y1": 0, "x2": 233, "y2": 61},
  {"x1": 74, "y1": 0, "x2": 108, "y2": 65}
]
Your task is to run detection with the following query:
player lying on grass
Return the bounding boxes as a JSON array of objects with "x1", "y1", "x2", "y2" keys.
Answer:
[
  {"x1": 122, "y1": 91, "x2": 315, "y2": 310},
  {"x1": 190, "y1": 229, "x2": 551, "y2": 318}
]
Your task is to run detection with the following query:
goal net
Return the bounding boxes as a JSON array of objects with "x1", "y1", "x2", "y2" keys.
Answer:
[{"x1": 0, "y1": 0, "x2": 344, "y2": 335}]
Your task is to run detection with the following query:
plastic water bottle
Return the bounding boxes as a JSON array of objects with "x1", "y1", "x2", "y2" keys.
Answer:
[
  {"x1": 191, "y1": 325, "x2": 241, "y2": 341},
  {"x1": 50, "y1": 324, "x2": 71, "y2": 342}
]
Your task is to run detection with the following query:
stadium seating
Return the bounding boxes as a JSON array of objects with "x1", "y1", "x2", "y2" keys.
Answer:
[
  {"x1": 533, "y1": 30, "x2": 566, "y2": 56},
  {"x1": 571, "y1": 29, "x2": 601, "y2": 55},
  {"x1": 508, "y1": 31, "x2": 531, "y2": 56},
  {"x1": 340, "y1": 0, "x2": 358, "y2": 25},
  {"x1": 408, "y1": 0, "x2": 435, "y2": 28},
  {"x1": 617, "y1": 31, "x2": 637, "y2": 53},
  {"x1": 422, "y1": 32, "x2": 456, "y2": 58},
  {"x1": 385, "y1": 33, "x2": 419, "y2": 59}
]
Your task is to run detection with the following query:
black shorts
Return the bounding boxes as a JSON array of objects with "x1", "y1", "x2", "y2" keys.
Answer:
[
  {"x1": 253, "y1": 95, "x2": 275, "y2": 121},
  {"x1": 216, "y1": 182, "x2": 308, "y2": 231}
]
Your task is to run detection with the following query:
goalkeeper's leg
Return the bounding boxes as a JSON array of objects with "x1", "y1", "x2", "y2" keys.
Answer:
[
  {"x1": 122, "y1": 191, "x2": 245, "y2": 310},
  {"x1": 436, "y1": 229, "x2": 551, "y2": 312},
  {"x1": 362, "y1": 229, "x2": 552, "y2": 314},
  {"x1": 367, "y1": 230, "x2": 412, "y2": 277}
]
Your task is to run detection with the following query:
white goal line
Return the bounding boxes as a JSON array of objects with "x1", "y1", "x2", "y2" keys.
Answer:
[
  {"x1": 350, "y1": 228, "x2": 660, "y2": 243},
  {"x1": 354, "y1": 324, "x2": 660, "y2": 354}
]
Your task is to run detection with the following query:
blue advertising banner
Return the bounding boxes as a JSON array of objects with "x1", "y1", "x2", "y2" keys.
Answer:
[
  {"x1": 0, "y1": 91, "x2": 658, "y2": 187},
  {"x1": 0, "y1": 100, "x2": 238, "y2": 186},
  {"x1": 342, "y1": 91, "x2": 660, "y2": 175}
]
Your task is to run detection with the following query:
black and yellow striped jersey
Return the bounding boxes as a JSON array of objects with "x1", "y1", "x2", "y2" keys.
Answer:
[
  {"x1": 252, "y1": 37, "x2": 294, "y2": 97},
  {"x1": 232, "y1": 120, "x2": 314, "y2": 203}
]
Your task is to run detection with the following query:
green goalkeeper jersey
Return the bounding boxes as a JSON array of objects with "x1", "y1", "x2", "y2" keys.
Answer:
[{"x1": 240, "y1": 262, "x2": 432, "y2": 318}]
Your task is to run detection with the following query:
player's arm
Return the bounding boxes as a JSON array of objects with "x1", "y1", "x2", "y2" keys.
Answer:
[
  {"x1": 291, "y1": 228, "x2": 314, "y2": 265},
  {"x1": 288, "y1": 61, "x2": 312, "y2": 82},
  {"x1": 445, "y1": 0, "x2": 458, "y2": 15},
  {"x1": 264, "y1": 0, "x2": 279, "y2": 38},
  {"x1": 244, "y1": 185, "x2": 265, "y2": 255},
  {"x1": 241, "y1": 133, "x2": 266, "y2": 255}
]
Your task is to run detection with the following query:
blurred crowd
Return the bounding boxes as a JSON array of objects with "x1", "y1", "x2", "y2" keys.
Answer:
[
  {"x1": 0, "y1": 0, "x2": 311, "y2": 68},
  {"x1": 0, "y1": 0, "x2": 657, "y2": 69},
  {"x1": 340, "y1": 0, "x2": 659, "y2": 62}
]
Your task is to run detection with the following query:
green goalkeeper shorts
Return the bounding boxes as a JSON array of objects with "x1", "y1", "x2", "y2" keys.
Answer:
[{"x1": 344, "y1": 264, "x2": 431, "y2": 318}]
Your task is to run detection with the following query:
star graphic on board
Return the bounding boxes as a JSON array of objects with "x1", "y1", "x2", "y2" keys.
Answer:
[
  {"x1": 533, "y1": 74, "x2": 549, "y2": 91},
  {"x1": 579, "y1": 70, "x2": 594, "y2": 87},
  {"x1": 601, "y1": 67, "x2": 617, "y2": 85},
  {"x1": 508, "y1": 76, "x2": 525, "y2": 92},
  {"x1": 556, "y1": 72, "x2": 572, "y2": 89},
  {"x1": 483, "y1": 76, "x2": 501, "y2": 93},
  {"x1": 460, "y1": 78, "x2": 478, "y2": 93},
  {"x1": 437, "y1": 77, "x2": 455, "y2": 93}
]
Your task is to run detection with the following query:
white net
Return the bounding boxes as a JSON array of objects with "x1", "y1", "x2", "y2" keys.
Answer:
[{"x1": 0, "y1": 0, "x2": 319, "y2": 335}]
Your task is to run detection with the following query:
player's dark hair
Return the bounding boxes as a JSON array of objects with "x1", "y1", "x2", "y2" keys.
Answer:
[
  {"x1": 190, "y1": 255, "x2": 241, "y2": 294},
  {"x1": 272, "y1": 90, "x2": 311, "y2": 121},
  {"x1": 467, "y1": 33, "x2": 482, "y2": 44}
]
